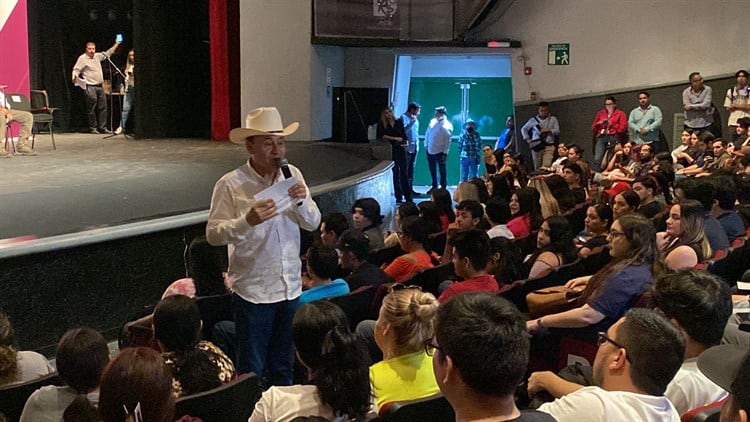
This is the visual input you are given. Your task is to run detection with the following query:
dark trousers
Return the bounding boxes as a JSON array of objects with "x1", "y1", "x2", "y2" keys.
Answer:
[
  {"x1": 85, "y1": 85, "x2": 108, "y2": 130},
  {"x1": 407, "y1": 151, "x2": 417, "y2": 190},
  {"x1": 392, "y1": 146, "x2": 412, "y2": 201},
  {"x1": 232, "y1": 294, "x2": 299, "y2": 388},
  {"x1": 427, "y1": 152, "x2": 447, "y2": 189}
]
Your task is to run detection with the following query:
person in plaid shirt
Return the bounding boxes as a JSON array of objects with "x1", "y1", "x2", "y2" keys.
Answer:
[{"x1": 458, "y1": 119, "x2": 482, "y2": 181}]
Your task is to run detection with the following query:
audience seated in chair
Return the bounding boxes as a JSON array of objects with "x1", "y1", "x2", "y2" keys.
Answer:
[
  {"x1": 530, "y1": 309, "x2": 684, "y2": 422},
  {"x1": 67, "y1": 347, "x2": 176, "y2": 422},
  {"x1": 577, "y1": 204, "x2": 612, "y2": 258},
  {"x1": 153, "y1": 295, "x2": 235, "y2": 397},
  {"x1": 633, "y1": 176, "x2": 663, "y2": 219},
  {"x1": 525, "y1": 216, "x2": 577, "y2": 279},
  {"x1": 485, "y1": 197, "x2": 515, "y2": 240},
  {"x1": 611, "y1": 189, "x2": 640, "y2": 221},
  {"x1": 338, "y1": 229, "x2": 390, "y2": 291},
  {"x1": 441, "y1": 199, "x2": 484, "y2": 264},
  {"x1": 438, "y1": 230, "x2": 498, "y2": 302},
  {"x1": 658, "y1": 200, "x2": 712, "y2": 270},
  {"x1": 300, "y1": 242, "x2": 349, "y2": 304},
  {"x1": 508, "y1": 187, "x2": 543, "y2": 239},
  {"x1": 675, "y1": 178, "x2": 730, "y2": 252},
  {"x1": 21, "y1": 327, "x2": 109, "y2": 422},
  {"x1": 383, "y1": 202, "x2": 420, "y2": 248},
  {"x1": 711, "y1": 177, "x2": 747, "y2": 243},
  {"x1": 433, "y1": 292, "x2": 554, "y2": 422},
  {"x1": 369, "y1": 286, "x2": 439, "y2": 414},
  {"x1": 351, "y1": 198, "x2": 385, "y2": 251},
  {"x1": 383, "y1": 216, "x2": 434, "y2": 283},
  {"x1": 0, "y1": 310, "x2": 54, "y2": 387},
  {"x1": 651, "y1": 270, "x2": 731, "y2": 415},
  {"x1": 161, "y1": 236, "x2": 231, "y2": 299},
  {"x1": 319, "y1": 212, "x2": 349, "y2": 249},
  {"x1": 249, "y1": 301, "x2": 370, "y2": 421},
  {"x1": 486, "y1": 236, "x2": 526, "y2": 287}
]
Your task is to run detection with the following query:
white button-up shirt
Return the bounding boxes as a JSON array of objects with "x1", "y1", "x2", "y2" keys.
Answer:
[
  {"x1": 424, "y1": 117, "x2": 453, "y2": 154},
  {"x1": 206, "y1": 161, "x2": 321, "y2": 304}
]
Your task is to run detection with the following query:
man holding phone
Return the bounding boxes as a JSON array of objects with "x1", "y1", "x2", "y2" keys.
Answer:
[{"x1": 71, "y1": 36, "x2": 121, "y2": 134}]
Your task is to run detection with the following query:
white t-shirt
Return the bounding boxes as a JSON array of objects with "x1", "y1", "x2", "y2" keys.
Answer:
[
  {"x1": 21, "y1": 385, "x2": 99, "y2": 422},
  {"x1": 249, "y1": 384, "x2": 346, "y2": 422},
  {"x1": 3, "y1": 351, "x2": 55, "y2": 387},
  {"x1": 537, "y1": 386, "x2": 680, "y2": 422},
  {"x1": 664, "y1": 358, "x2": 728, "y2": 415},
  {"x1": 487, "y1": 225, "x2": 515, "y2": 240}
]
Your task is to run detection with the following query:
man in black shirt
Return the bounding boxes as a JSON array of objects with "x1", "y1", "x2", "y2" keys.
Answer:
[{"x1": 337, "y1": 229, "x2": 389, "y2": 291}]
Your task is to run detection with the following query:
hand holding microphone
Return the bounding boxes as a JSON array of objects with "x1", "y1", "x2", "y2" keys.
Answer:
[{"x1": 278, "y1": 158, "x2": 305, "y2": 206}]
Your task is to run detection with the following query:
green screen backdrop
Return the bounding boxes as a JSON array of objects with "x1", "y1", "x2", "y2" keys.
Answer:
[{"x1": 408, "y1": 77, "x2": 514, "y2": 187}]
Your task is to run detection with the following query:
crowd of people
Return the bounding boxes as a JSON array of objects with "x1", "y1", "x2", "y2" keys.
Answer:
[{"x1": 2, "y1": 79, "x2": 750, "y2": 421}]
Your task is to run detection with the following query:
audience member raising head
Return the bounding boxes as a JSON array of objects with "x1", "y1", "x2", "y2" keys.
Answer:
[
  {"x1": 660, "y1": 199, "x2": 712, "y2": 270},
  {"x1": 251, "y1": 301, "x2": 370, "y2": 421},
  {"x1": 98, "y1": 347, "x2": 175, "y2": 422},
  {"x1": 383, "y1": 216, "x2": 435, "y2": 283},
  {"x1": 152, "y1": 295, "x2": 235, "y2": 397},
  {"x1": 651, "y1": 270, "x2": 732, "y2": 415},
  {"x1": 527, "y1": 214, "x2": 664, "y2": 334},
  {"x1": 0, "y1": 310, "x2": 54, "y2": 387},
  {"x1": 319, "y1": 212, "x2": 349, "y2": 249},
  {"x1": 611, "y1": 189, "x2": 639, "y2": 220},
  {"x1": 22, "y1": 327, "x2": 109, "y2": 422},
  {"x1": 371, "y1": 286, "x2": 440, "y2": 412},
  {"x1": 433, "y1": 293, "x2": 553, "y2": 421},
  {"x1": 533, "y1": 309, "x2": 684, "y2": 422},
  {"x1": 526, "y1": 216, "x2": 577, "y2": 279},
  {"x1": 351, "y1": 198, "x2": 384, "y2": 251}
]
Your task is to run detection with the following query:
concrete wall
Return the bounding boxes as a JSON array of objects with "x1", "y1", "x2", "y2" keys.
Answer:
[{"x1": 477, "y1": 0, "x2": 746, "y2": 103}]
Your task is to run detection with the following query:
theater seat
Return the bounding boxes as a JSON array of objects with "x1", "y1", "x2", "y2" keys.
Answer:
[
  {"x1": 174, "y1": 373, "x2": 260, "y2": 422},
  {"x1": 368, "y1": 244, "x2": 404, "y2": 267},
  {"x1": 0, "y1": 372, "x2": 63, "y2": 422},
  {"x1": 680, "y1": 398, "x2": 725, "y2": 422},
  {"x1": 327, "y1": 286, "x2": 378, "y2": 330},
  {"x1": 409, "y1": 263, "x2": 456, "y2": 297},
  {"x1": 376, "y1": 394, "x2": 454, "y2": 422}
]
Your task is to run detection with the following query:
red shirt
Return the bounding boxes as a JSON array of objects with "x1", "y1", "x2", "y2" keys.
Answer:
[
  {"x1": 591, "y1": 108, "x2": 627, "y2": 137},
  {"x1": 438, "y1": 274, "x2": 499, "y2": 302}
]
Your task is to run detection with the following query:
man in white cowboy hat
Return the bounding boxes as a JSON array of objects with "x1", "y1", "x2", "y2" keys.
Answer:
[{"x1": 206, "y1": 106, "x2": 321, "y2": 386}]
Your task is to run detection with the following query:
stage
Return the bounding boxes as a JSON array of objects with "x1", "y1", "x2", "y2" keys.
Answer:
[{"x1": 0, "y1": 133, "x2": 395, "y2": 353}]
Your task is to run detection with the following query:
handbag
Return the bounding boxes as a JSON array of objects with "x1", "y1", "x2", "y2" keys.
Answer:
[{"x1": 526, "y1": 285, "x2": 585, "y2": 318}]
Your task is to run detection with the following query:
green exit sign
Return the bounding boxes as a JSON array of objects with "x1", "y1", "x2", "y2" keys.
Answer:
[{"x1": 548, "y1": 43, "x2": 570, "y2": 65}]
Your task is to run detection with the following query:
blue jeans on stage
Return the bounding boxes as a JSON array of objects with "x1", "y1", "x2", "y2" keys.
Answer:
[
  {"x1": 232, "y1": 293, "x2": 299, "y2": 388},
  {"x1": 427, "y1": 152, "x2": 447, "y2": 189},
  {"x1": 121, "y1": 86, "x2": 135, "y2": 129},
  {"x1": 460, "y1": 156, "x2": 479, "y2": 182}
]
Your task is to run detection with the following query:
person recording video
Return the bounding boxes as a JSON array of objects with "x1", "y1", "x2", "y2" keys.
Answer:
[{"x1": 71, "y1": 36, "x2": 121, "y2": 134}]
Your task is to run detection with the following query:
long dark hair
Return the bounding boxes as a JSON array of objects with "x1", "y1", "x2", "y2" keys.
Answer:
[
  {"x1": 528, "y1": 216, "x2": 576, "y2": 268},
  {"x1": 579, "y1": 214, "x2": 665, "y2": 305},
  {"x1": 514, "y1": 187, "x2": 543, "y2": 230},
  {"x1": 418, "y1": 202, "x2": 445, "y2": 234},
  {"x1": 187, "y1": 236, "x2": 228, "y2": 297},
  {"x1": 488, "y1": 237, "x2": 526, "y2": 285},
  {"x1": 293, "y1": 302, "x2": 370, "y2": 420},
  {"x1": 489, "y1": 173, "x2": 514, "y2": 203},
  {"x1": 431, "y1": 188, "x2": 455, "y2": 223}
]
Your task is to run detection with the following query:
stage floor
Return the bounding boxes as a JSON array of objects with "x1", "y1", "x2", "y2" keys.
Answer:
[{"x1": 0, "y1": 133, "x2": 377, "y2": 239}]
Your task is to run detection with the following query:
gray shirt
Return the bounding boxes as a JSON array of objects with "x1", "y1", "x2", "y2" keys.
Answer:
[
  {"x1": 21, "y1": 385, "x2": 99, "y2": 422},
  {"x1": 682, "y1": 85, "x2": 714, "y2": 129},
  {"x1": 71, "y1": 46, "x2": 117, "y2": 85}
]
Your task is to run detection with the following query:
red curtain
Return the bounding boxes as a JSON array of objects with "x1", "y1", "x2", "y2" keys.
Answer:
[{"x1": 209, "y1": 0, "x2": 240, "y2": 141}]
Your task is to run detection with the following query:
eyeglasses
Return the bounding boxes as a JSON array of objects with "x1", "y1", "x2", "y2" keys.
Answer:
[
  {"x1": 607, "y1": 230, "x2": 626, "y2": 239},
  {"x1": 387, "y1": 284, "x2": 422, "y2": 294},
  {"x1": 424, "y1": 339, "x2": 442, "y2": 356},
  {"x1": 597, "y1": 332, "x2": 632, "y2": 363}
]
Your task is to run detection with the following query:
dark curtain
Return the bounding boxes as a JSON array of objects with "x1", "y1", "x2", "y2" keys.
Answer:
[
  {"x1": 208, "y1": 0, "x2": 240, "y2": 141},
  {"x1": 133, "y1": 0, "x2": 210, "y2": 138}
]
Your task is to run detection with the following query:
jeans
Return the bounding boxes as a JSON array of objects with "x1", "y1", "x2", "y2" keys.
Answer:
[
  {"x1": 85, "y1": 85, "x2": 107, "y2": 130},
  {"x1": 232, "y1": 293, "x2": 299, "y2": 387},
  {"x1": 407, "y1": 151, "x2": 417, "y2": 190},
  {"x1": 460, "y1": 156, "x2": 479, "y2": 181},
  {"x1": 427, "y1": 152, "x2": 447, "y2": 189},
  {"x1": 593, "y1": 135, "x2": 617, "y2": 172},
  {"x1": 121, "y1": 86, "x2": 134, "y2": 129}
]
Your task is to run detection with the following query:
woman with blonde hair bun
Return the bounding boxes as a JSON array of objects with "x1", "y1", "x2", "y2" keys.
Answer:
[{"x1": 371, "y1": 286, "x2": 440, "y2": 413}]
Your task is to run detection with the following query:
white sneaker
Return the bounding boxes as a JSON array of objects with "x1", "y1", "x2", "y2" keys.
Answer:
[
  {"x1": 0, "y1": 148, "x2": 12, "y2": 158},
  {"x1": 114, "y1": 127, "x2": 123, "y2": 135},
  {"x1": 15, "y1": 141, "x2": 37, "y2": 156}
]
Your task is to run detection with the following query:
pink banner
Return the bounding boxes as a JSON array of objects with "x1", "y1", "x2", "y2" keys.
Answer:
[{"x1": 0, "y1": 0, "x2": 30, "y2": 96}]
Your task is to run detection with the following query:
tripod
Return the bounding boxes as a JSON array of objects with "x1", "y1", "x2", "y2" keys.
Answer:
[{"x1": 103, "y1": 55, "x2": 128, "y2": 140}]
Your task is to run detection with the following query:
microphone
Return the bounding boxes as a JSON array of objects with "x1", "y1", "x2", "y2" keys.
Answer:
[{"x1": 278, "y1": 158, "x2": 302, "y2": 206}]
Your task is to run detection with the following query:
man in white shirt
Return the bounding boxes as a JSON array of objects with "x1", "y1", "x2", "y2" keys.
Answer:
[
  {"x1": 71, "y1": 38, "x2": 120, "y2": 134},
  {"x1": 424, "y1": 106, "x2": 453, "y2": 194},
  {"x1": 0, "y1": 91, "x2": 36, "y2": 157},
  {"x1": 206, "y1": 107, "x2": 321, "y2": 387},
  {"x1": 530, "y1": 309, "x2": 684, "y2": 422},
  {"x1": 725, "y1": 70, "x2": 750, "y2": 143},
  {"x1": 652, "y1": 270, "x2": 731, "y2": 415},
  {"x1": 521, "y1": 102, "x2": 560, "y2": 170}
]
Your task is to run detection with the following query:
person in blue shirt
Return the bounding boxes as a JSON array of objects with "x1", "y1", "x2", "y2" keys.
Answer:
[
  {"x1": 300, "y1": 242, "x2": 350, "y2": 304},
  {"x1": 495, "y1": 115, "x2": 515, "y2": 152}
]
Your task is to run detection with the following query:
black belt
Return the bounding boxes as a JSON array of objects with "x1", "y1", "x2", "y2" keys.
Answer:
[{"x1": 87, "y1": 84, "x2": 102, "y2": 87}]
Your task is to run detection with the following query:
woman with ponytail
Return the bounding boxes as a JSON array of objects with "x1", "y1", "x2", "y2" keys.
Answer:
[
  {"x1": 370, "y1": 286, "x2": 440, "y2": 413},
  {"x1": 250, "y1": 301, "x2": 371, "y2": 421}
]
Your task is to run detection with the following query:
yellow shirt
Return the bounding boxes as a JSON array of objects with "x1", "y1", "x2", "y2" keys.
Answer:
[{"x1": 369, "y1": 350, "x2": 440, "y2": 412}]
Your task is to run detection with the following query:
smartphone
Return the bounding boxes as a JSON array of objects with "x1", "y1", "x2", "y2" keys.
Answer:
[{"x1": 116, "y1": 34, "x2": 123, "y2": 43}]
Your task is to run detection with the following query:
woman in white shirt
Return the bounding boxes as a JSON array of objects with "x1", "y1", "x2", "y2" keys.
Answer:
[{"x1": 250, "y1": 301, "x2": 370, "y2": 422}]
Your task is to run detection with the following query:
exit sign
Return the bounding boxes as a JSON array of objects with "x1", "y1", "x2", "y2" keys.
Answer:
[{"x1": 548, "y1": 43, "x2": 570, "y2": 65}]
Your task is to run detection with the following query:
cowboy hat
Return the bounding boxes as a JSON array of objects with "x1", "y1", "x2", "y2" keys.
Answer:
[{"x1": 228, "y1": 107, "x2": 299, "y2": 144}]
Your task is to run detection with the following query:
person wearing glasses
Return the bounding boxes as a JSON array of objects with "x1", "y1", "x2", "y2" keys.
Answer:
[
  {"x1": 591, "y1": 96, "x2": 628, "y2": 172},
  {"x1": 526, "y1": 214, "x2": 664, "y2": 335},
  {"x1": 683, "y1": 72, "x2": 715, "y2": 133},
  {"x1": 370, "y1": 285, "x2": 439, "y2": 414},
  {"x1": 432, "y1": 292, "x2": 555, "y2": 422},
  {"x1": 530, "y1": 309, "x2": 684, "y2": 422}
]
